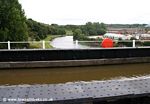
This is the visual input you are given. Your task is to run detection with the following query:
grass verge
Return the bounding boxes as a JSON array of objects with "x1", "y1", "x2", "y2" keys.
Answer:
[{"x1": 29, "y1": 35, "x2": 62, "y2": 49}]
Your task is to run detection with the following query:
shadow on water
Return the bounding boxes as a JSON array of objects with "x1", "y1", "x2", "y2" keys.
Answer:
[{"x1": 0, "y1": 63, "x2": 150, "y2": 85}]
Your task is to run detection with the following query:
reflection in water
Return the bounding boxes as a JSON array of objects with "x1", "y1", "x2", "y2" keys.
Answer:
[
  {"x1": 50, "y1": 36, "x2": 90, "y2": 49},
  {"x1": 0, "y1": 63, "x2": 150, "y2": 85}
]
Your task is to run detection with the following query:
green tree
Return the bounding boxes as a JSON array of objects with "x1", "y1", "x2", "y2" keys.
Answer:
[
  {"x1": 84, "y1": 22, "x2": 96, "y2": 35},
  {"x1": 82, "y1": 22, "x2": 107, "y2": 36},
  {"x1": 50, "y1": 24, "x2": 66, "y2": 35},
  {"x1": 0, "y1": 0, "x2": 28, "y2": 48},
  {"x1": 57, "y1": 28, "x2": 66, "y2": 35},
  {"x1": 26, "y1": 19, "x2": 49, "y2": 40},
  {"x1": 73, "y1": 29, "x2": 84, "y2": 40},
  {"x1": 97, "y1": 23, "x2": 107, "y2": 35},
  {"x1": 26, "y1": 19, "x2": 67, "y2": 41}
]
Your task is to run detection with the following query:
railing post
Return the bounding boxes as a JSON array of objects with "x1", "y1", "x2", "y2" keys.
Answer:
[
  {"x1": 42, "y1": 40, "x2": 45, "y2": 49},
  {"x1": 75, "y1": 40, "x2": 78, "y2": 48},
  {"x1": 133, "y1": 40, "x2": 135, "y2": 48},
  {"x1": 8, "y1": 41, "x2": 10, "y2": 50}
]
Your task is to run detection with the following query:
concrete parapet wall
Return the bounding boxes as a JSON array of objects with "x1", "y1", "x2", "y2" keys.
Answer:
[
  {"x1": 0, "y1": 48, "x2": 150, "y2": 68},
  {"x1": 0, "y1": 57, "x2": 150, "y2": 69}
]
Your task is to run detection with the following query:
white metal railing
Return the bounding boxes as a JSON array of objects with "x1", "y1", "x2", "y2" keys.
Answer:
[
  {"x1": 0, "y1": 40, "x2": 150, "y2": 50},
  {"x1": 75, "y1": 40, "x2": 150, "y2": 49},
  {"x1": 0, "y1": 41, "x2": 48, "y2": 50}
]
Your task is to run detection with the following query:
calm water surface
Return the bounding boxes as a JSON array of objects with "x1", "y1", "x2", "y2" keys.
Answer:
[
  {"x1": 0, "y1": 63, "x2": 150, "y2": 85},
  {"x1": 50, "y1": 36, "x2": 90, "y2": 49}
]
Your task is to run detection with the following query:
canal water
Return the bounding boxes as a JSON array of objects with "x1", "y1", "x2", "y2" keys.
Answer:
[
  {"x1": 0, "y1": 63, "x2": 150, "y2": 85},
  {"x1": 50, "y1": 36, "x2": 90, "y2": 49}
]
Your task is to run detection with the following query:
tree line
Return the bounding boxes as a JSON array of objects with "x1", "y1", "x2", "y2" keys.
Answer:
[
  {"x1": 0, "y1": 0, "x2": 149, "y2": 48},
  {"x1": 0, "y1": 0, "x2": 28, "y2": 48},
  {"x1": 72, "y1": 22, "x2": 107, "y2": 40},
  {"x1": 0, "y1": 0, "x2": 67, "y2": 48},
  {"x1": 26, "y1": 19, "x2": 66, "y2": 41}
]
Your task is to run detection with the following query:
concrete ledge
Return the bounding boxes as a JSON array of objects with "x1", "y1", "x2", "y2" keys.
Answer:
[
  {"x1": 0, "y1": 77, "x2": 150, "y2": 104},
  {"x1": 0, "y1": 57, "x2": 150, "y2": 69}
]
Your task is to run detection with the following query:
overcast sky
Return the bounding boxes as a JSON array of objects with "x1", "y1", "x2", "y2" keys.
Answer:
[{"x1": 19, "y1": 0, "x2": 150, "y2": 25}]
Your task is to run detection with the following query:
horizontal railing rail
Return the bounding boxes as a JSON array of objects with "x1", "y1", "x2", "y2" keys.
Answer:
[{"x1": 0, "y1": 40, "x2": 150, "y2": 50}]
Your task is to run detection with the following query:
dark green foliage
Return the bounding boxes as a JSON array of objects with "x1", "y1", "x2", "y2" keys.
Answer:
[
  {"x1": 0, "y1": 0, "x2": 28, "y2": 48},
  {"x1": 64, "y1": 25, "x2": 78, "y2": 31},
  {"x1": 73, "y1": 29, "x2": 83, "y2": 40},
  {"x1": 26, "y1": 19, "x2": 47, "y2": 40},
  {"x1": 73, "y1": 22, "x2": 107, "y2": 40},
  {"x1": 117, "y1": 41, "x2": 133, "y2": 47},
  {"x1": 56, "y1": 28, "x2": 66, "y2": 35},
  {"x1": 82, "y1": 22, "x2": 107, "y2": 36},
  {"x1": 50, "y1": 25, "x2": 66, "y2": 35},
  {"x1": 142, "y1": 41, "x2": 150, "y2": 46},
  {"x1": 26, "y1": 19, "x2": 66, "y2": 41},
  {"x1": 116, "y1": 41, "x2": 144, "y2": 47}
]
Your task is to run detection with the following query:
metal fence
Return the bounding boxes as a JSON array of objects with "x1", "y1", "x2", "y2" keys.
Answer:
[
  {"x1": 0, "y1": 41, "x2": 48, "y2": 50},
  {"x1": 74, "y1": 40, "x2": 150, "y2": 49},
  {"x1": 0, "y1": 40, "x2": 150, "y2": 50}
]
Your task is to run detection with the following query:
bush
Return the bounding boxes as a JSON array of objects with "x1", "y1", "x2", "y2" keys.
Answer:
[{"x1": 143, "y1": 41, "x2": 150, "y2": 46}]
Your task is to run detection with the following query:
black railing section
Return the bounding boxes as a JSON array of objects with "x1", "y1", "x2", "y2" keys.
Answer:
[{"x1": 0, "y1": 48, "x2": 150, "y2": 62}]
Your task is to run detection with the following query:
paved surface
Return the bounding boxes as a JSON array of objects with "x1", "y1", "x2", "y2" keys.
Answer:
[{"x1": 0, "y1": 77, "x2": 150, "y2": 104}]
